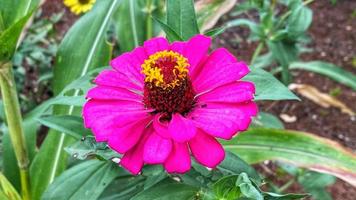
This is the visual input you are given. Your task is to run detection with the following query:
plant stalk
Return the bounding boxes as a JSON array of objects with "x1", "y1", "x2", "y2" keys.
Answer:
[
  {"x1": 251, "y1": 42, "x2": 264, "y2": 65},
  {"x1": 145, "y1": 0, "x2": 153, "y2": 40},
  {"x1": 0, "y1": 62, "x2": 31, "y2": 200}
]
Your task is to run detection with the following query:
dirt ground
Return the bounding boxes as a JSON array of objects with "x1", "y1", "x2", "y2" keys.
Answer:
[{"x1": 35, "y1": 0, "x2": 355, "y2": 199}]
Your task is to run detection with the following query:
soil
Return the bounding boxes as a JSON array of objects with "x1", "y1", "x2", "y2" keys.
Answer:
[{"x1": 30, "y1": 0, "x2": 356, "y2": 199}]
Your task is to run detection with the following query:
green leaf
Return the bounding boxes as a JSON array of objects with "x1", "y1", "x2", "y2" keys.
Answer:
[
  {"x1": 65, "y1": 137, "x2": 120, "y2": 161},
  {"x1": 203, "y1": 26, "x2": 226, "y2": 37},
  {"x1": 222, "y1": 128, "x2": 356, "y2": 186},
  {"x1": 38, "y1": 115, "x2": 91, "y2": 140},
  {"x1": 0, "y1": 172, "x2": 21, "y2": 200},
  {"x1": 289, "y1": 61, "x2": 356, "y2": 90},
  {"x1": 287, "y1": 4, "x2": 313, "y2": 37},
  {"x1": 154, "y1": 17, "x2": 183, "y2": 42},
  {"x1": 264, "y1": 192, "x2": 308, "y2": 200},
  {"x1": 131, "y1": 181, "x2": 200, "y2": 200},
  {"x1": 99, "y1": 176, "x2": 146, "y2": 200},
  {"x1": 267, "y1": 41, "x2": 298, "y2": 67},
  {"x1": 236, "y1": 173, "x2": 263, "y2": 200},
  {"x1": 213, "y1": 175, "x2": 241, "y2": 200},
  {"x1": 218, "y1": 151, "x2": 261, "y2": 184},
  {"x1": 167, "y1": 0, "x2": 200, "y2": 40},
  {"x1": 42, "y1": 160, "x2": 124, "y2": 200},
  {"x1": 252, "y1": 112, "x2": 284, "y2": 129},
  {"x1": 0, "y1": 9, "x2": 34, "y2": 61},
  {"x1": 0, "y1": 0, "x2": 39, "y2": 29},
  {"x1": 243, "y1": 67, "x2": 299, "y2": 100},
  {"x1": 29, "y1": 1, "x2": 120, "y2": 199},
  {"x1": 114, "y1": 0, "x2": 147, "y2": 52}
]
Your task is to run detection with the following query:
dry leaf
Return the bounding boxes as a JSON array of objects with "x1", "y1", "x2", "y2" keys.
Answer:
[
  {"x1": 280, "y1": 114, "x2": 297, "y2": 123},
  {"x1": 289, "y1": 84, "x2": 355, "y2": 116},
  {"x1": 195, "y1": 0, "x2": 237, "y2": 32}
]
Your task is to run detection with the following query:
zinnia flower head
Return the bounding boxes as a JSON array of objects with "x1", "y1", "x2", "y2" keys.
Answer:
[
  {"x1": 83, "y1": 35, "x2": 258, "y2": 174},
  {"x1": 64, "y1": 0, "x2": 95, "y2": 15}
]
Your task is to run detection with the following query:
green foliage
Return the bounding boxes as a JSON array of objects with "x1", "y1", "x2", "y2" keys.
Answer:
[
  {"x1": 166, "y1": 0, "x2": 200, "y2": 40},
  {"x1": 29, "y1": 1, "x2": 120, "y2": 199},
  {"x1": 41, "y1": 160, "x2": 125, "y2": 200},
  {"x1": 243, "y1": 67, "x2": 299, "y2": 101},
  {"x1": 222, "y1": 128, "x2": 356, "y2": 185}
]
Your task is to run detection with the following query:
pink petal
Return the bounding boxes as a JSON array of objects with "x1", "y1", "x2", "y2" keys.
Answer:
[
  {"x1": 153, "y1": 114, "x2": 171, "y2": 139},
  {"x1": 171, "y1": 34, "x2": 211, "y2": 75},
  {"x1": 192, "y1": 48, "x2": 249, "y2": 93},
  {"x1": 120, "y1": 128, "x2": 152, "y2": 175},
  {"x1": 164, "y1": 142, "x2": 191, "y2": 173},
  {"x1": 87, "y1": 111, "x2": 151, "y2": 142},
  {"x1": 86, "y1": 86, "x2": 142, "y2": 102},
  {"x1": 94, "y1": 69, "x2": 143, "y2": 91},
  {"x1": 143, "y1": 37, "x2": 169, "y2": 55},
  {"x1": 143, "y1": 132, "x2": 172, "y2": 164},
  {"x1": 188, "y1": 102, "x2": 257, "y2": 139},
  {"x1": 197, "y1": 81, "x2": 255, "y2": 103},
  {"x1": 83, "y1": 99, "x2": 147, "y2": 127},
  {"x1": 108, "y1": 119, "x2": 150, "y2": 154},
  {"x1": 110, "y1": 47, "x2": 146, "y2": 85},
  {"x1": 189, "y1": 130, "x2": 225, "y2": 168},
  {"x1": 168, "y1": 113, "x2": 197, "y2": 142}
]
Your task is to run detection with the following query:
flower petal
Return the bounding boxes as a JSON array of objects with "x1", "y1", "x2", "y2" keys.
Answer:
[
  {"x1": 143, "y1": 132, "x2": 172, "y2": 164},
  {"x1": 164, "y1": 142, "x2": 191, "y2": 173},
  {"x1": 108, "y1": 119, "x2": 150, "y2": 154},
  {"x1": 110, "y1": 47, "x2": 147, "y2": 85},
  {"x1": 197, "y1": 81, "x2": 255, "y2": 103},
  {"x1": 193, "y1": 48, "x2": 249, "y2": 93},
  {"x1": 168, "y1": 113, "x2": 197, "y2": 142},
  {"x1": 120, "y1": 128, "x2": 151, "y2": 175},
  {"x1": 143, "y1": 37, "x2": 170, "y2": 55},
  {"x1": 86, "y1": 86, "x2": 143, "y2": 102},
  {"x1": 153, "y1": 114, "x2": 171, "y2": 139},
  {"x1": 94, "y1": 69, "x2": 143, "y2": 91},
  {"x1": 189, "y1": 130, "x2": 225, "y2": 168},
  {"x1": 189, "y1": 102, "x2": 258, "y2": 139},
  {"x1": 171, "y1": 34, "x2": 211, "y2": 74}
]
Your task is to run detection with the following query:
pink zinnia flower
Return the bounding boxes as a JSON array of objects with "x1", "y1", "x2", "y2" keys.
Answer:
[{"x1": 83, "y1": 35, "x2": 257, "y2": 174}]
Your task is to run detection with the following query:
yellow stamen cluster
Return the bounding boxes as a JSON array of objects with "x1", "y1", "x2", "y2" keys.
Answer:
[
  {"x1": 141, "y1": 50, "x2": 189, "y2": 89},
  {"x1": 64, "y1": 0, "x2": 96, "y2": 15}
]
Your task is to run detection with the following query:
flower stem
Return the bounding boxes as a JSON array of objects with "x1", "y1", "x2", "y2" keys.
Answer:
[
  {"x1": 251, "y1": 42, "x2": 264, "y2": 65},
  {"x1": 0, "y1": 62, "x2": 31, "y2": 200},
  {"x1": 145, "y1": 0, "x2": 153, "y2": 40}
]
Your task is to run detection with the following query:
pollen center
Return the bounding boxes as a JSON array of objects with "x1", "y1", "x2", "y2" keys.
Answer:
[{"x1": 141, "y1": 50, "x2": 196, "y2": 117}]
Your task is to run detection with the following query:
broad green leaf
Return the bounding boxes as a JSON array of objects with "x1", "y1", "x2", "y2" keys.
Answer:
[
  {"x1": 42, "y1": 160, "x2": 124, "y2": 200},
  {"x1": 213, "y1": 175, "x2": 241, "y2": 200},
  {"x1": 289, "y1": 61, "x2": 356, "y2": 90},
  {"x1": 0, "y1": 172, "x2": 21, "y2": 200},
  {"x1": 297, "y1": 171, "x2": 335, "y2": 200},
  {"x1": 99, "y1": 176, "x2": 146, "y2": 200},
  {"x1": 243, "y1": 67, "x2": 299, "y2": 100},
  {"x1": 154, "y1": 17, "x2": 183, "y2": 42},
  {"x1": 0, "y1": 0, "x2": 39, "y2": 29},
  {"x1": 264, "y1": 192, "x2": 307, "y2": 200},
  {"x1": 222, "y1": 128, "x2": 356, "y2": 186},
  {"x1": 38, "y1": 115, "x2": 91, "y2": 140},
  {"x1": 218, "y1": 151, "x2": 261, "y2": 184},
  {"x1": 267, "y1": 41, "x2": 298, "y2": 66},
  {"x1": 114, "y1": 0, "x2": 147, "y2": 52},
  {"x1": 30, "y1": 1, "x2": 120, "y2": 199},
  {"x1": 287, "y1": 4, "x2": 312, "y2": 37},
  {"x1": 226, "y1": 18, "x2": 261, "y2": 40},
  {"x1": 0, "y1": 9, "x2": 34, "y2": 61},
  {"x1": 236, "y1": 173, "x2": 263, "y2": 200},
  {"x1": 252, "y1": 112, "x2": 284, "y2": 129},
  {"x1": 167, "y1": 0, "x2": 200, "y2": 40},
  {"x1": 131, "y1": 181, "x2": 200, "y2": 200}
]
